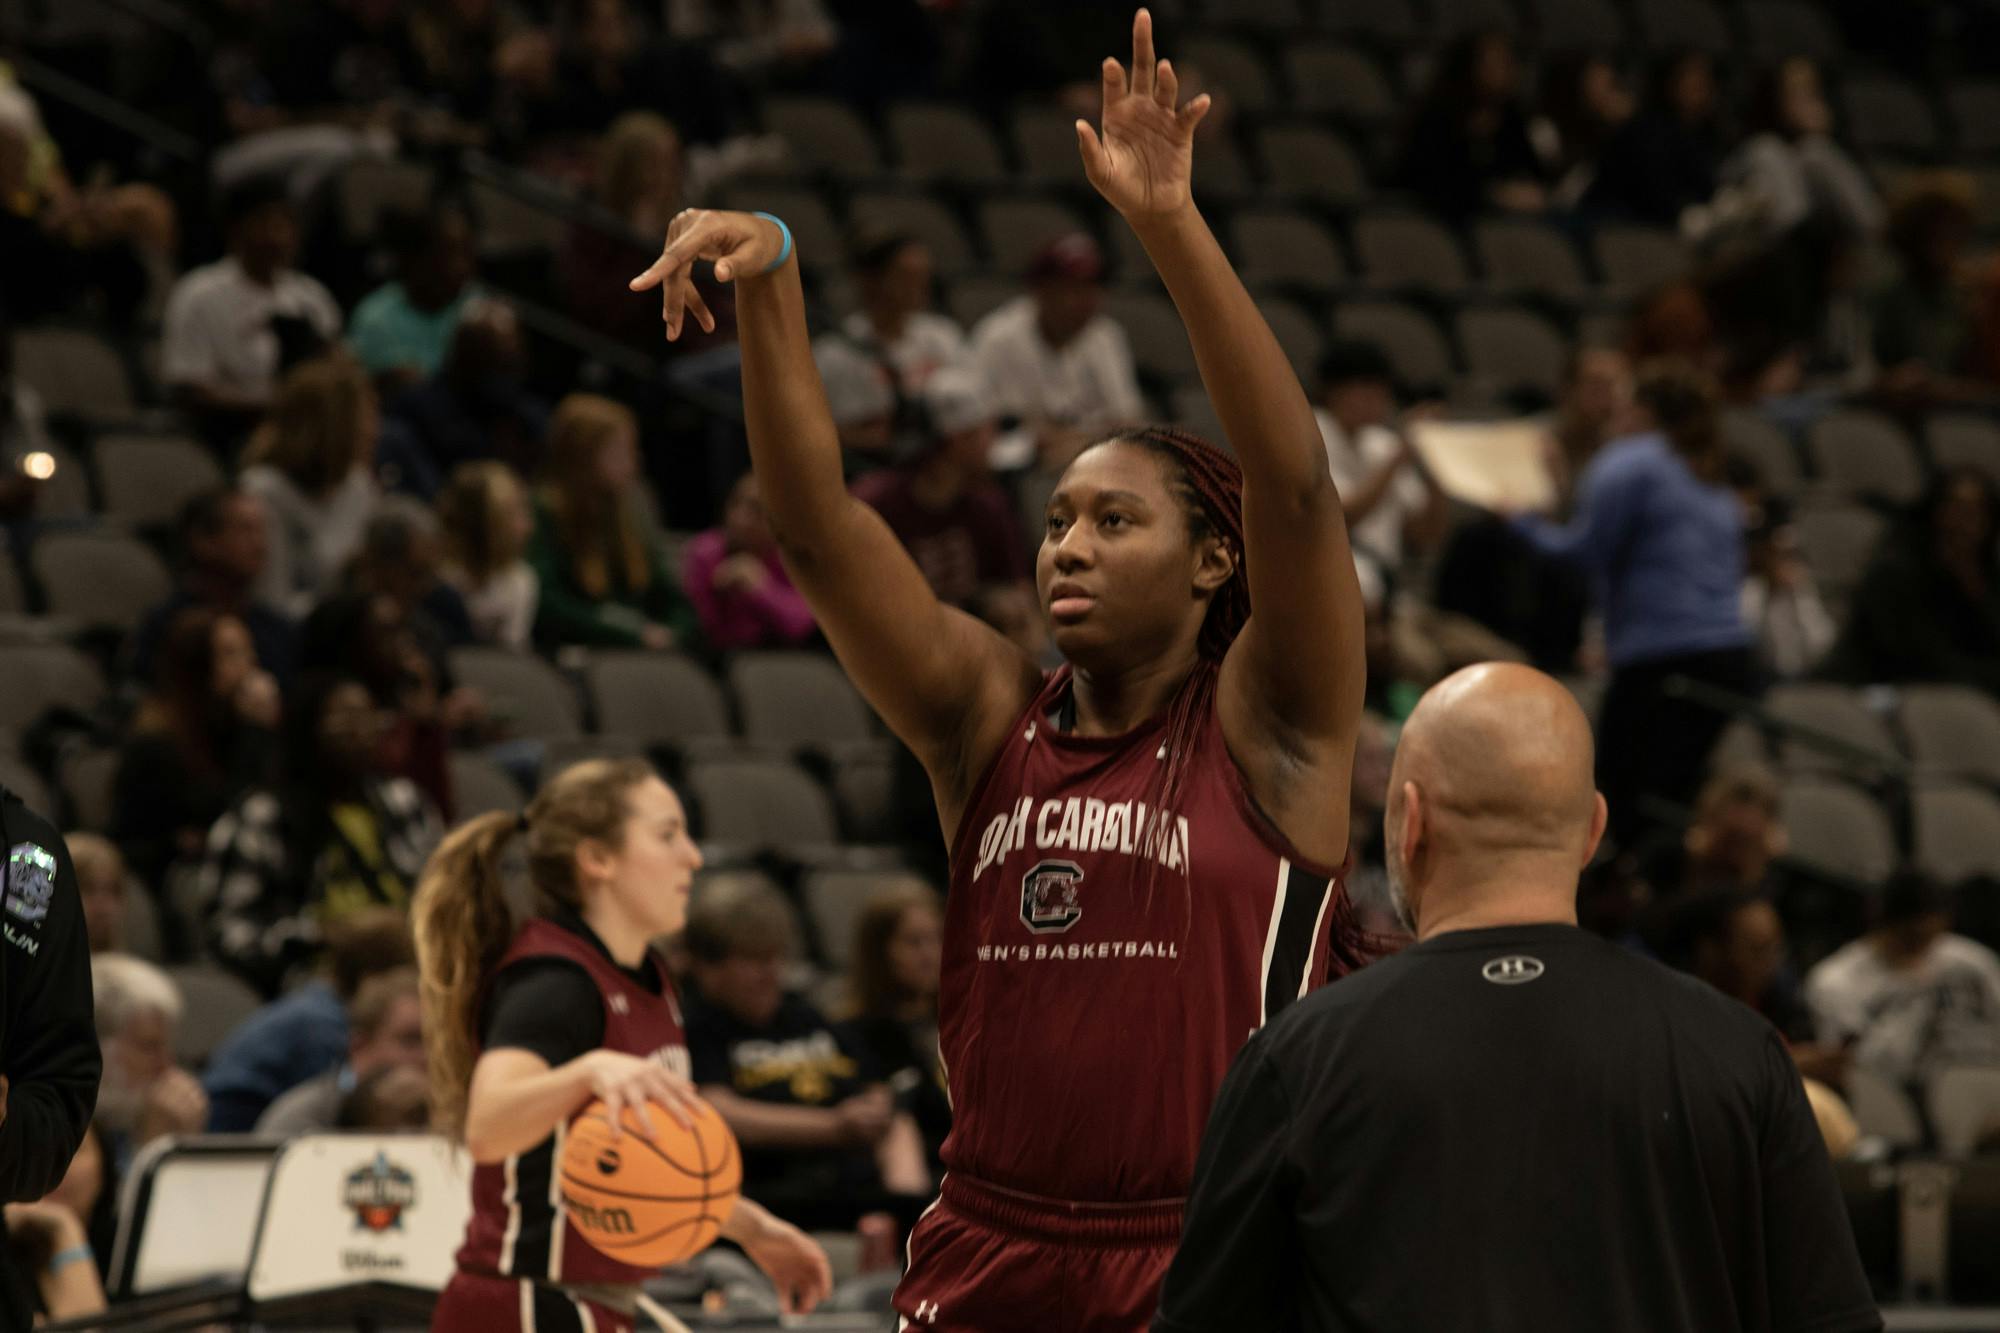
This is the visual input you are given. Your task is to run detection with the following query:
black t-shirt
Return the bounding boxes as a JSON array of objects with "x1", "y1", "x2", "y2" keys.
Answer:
[
  {"x1": 684, "y1": 991, "x2": 881, "y2": 1199},
  {"x1": 837, "y1": 1013, "x2": 951, "y2": 1175},
  {"x1": 1156, "y1": 923, "x2": 1882, "y2": 1333},
  {"x1": 480, "y1": 910, "x2": 663, "y2": 1066}
]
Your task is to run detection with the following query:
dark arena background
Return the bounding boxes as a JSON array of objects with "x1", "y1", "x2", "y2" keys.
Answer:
[{"x1": 3, "y1": 0, "x2": 2000, "y2": 1328}]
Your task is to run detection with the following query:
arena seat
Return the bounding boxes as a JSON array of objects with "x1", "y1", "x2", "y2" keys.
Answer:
[
  {"x1": 1927, "y1": 412, "x2": 2000, "y2": 485},
  {"x1": 1901, "y1": 686, "x2": 2000, "y2": 785},
  {"x1": 1742, "y1": 0, "x2": 1846, "y2": 64},
  {"x1": 1592, "y1": 224, "x2": 1691, "y2": 297},
  {"x1": 1257, "y1": 124, "x2": 1368, "y2": 209},
  {"x1": 60, "y1": 745, "x2": 120, "y2": 832},
  {"x1": 1777, "y1": 778, "x2": 1898, "y2": 884},
  {"x1": 333, "y1": 156, "x2": 436, "y2": 243},
  {"x1": 1352, "y1": 212, "x2": 1472, "y2": 293},
  {"x1": 1912, "y1": 786, "x2": 2000, "y2": 884},
  {"x1": 11, "y1": 326, "x2": 134, "y2": 417},
  {"x1": 584, "y1": 650, "x2": 733, "y2": 747},
  {"x1": 1845, "y1": 1065, "x2": 1926, "y2": 1148},
  {"x1": 167, "y1": 964, "x2": 264, "y2": 1069},
  {"x1": 947, "y1": 275, "x2": 1022, "y2": 329},
  {"x1": 1180, "y1": 35, "x2": 1278, "y2": 117},
  {"x1": 1332, "y1": 301, "x2": 1456, "y2": 392},
  {"x1": 1320, "y1": 0, "x2": 1421, "y2": 44},
  {"x1": 1947, "y1": 80, "x2": 2000, "y2": 158},
  {"x1": 35, "y1": 443, "x2": 96, "y2": 520},
  {"x1": 846, "y1": 192, "x2": 976, "y2": 275},
  {"x1": 1282, "y1": 44, "x2": 1398, "y2": 126},
  {"x1": 1473, "y1": 218, "x2": 1591, "y2": 302},
  {"x1": 887, "y1": 103, "x2": 1007, "y2": 184},
  {"x1": 0, "y1": 752, "x2": 52, "y2": 818},
  {"x1": 765, "y1": 96, "x2": 886, "y2": 177},
  {"x1": 730, "y1": 652, "x2": 882, "y2": 759},
  {"x1": 1011, "y1": 105, "x2": 1088, "y2": 187},
  {"x1": 1794, "y1": 504, "x2": 1885, "y2": 596},
  {"x1": 1103, "y1": 288, "x2": 1199, "y2": 380},
  {"x1": 1842, "y1": 74, "x2": 1944, "y2": 159},
  {"x1": 1232, "y1": 208, "x2": 1348, "y2": 293},
  {"x1": 801, "y1": 868, "x2": 936, "y2": 972},
  {"x1": 0, "y1": 641, "x2": 106, "y2": 738},
  {"x1": 1808, "y1": 410, "x2": 1927, "y2": 507},
  {"x1": 446, "y1": 752, "x2": 524, "y2": 819},
  {"x1": 1632, "y1": 0, "x2": 1734, "y2": 54},
  {"x1": 1520, "y1": 0, "x2": 1628, "y2": 51},
  {"x1": 1255, "y1": 293, "x2": 1328, "y2": 384},
  {"x1": 1723, "y1": 409, "x2": 1806, "y2": 500},
  {"x1": 977, "y1": 197, "x2": 1096, "y2": 277},
  {"x1": 447, "y1": 647, "x2": 583, "y2": 740},
  {"x1": 1765, "y1": 683, "x2": 1903, "y2": 775},
  {"x1": 1455, "y1": 304, "x2": 1570, "y2": 401},
  {"x1": 684, "y1": 755, "x2": 840, "y2": 850},
  {"x1": 32, "y1": 529, "x2": 171, "y2": 632},
  {"x1": 95, "y1": 433, "x2": 226, "y2": 529}
]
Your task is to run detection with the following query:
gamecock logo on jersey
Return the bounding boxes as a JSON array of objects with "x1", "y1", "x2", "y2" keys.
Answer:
[{"x1": 1020, "y1": 860, "x2": 1084, "y2": 934}]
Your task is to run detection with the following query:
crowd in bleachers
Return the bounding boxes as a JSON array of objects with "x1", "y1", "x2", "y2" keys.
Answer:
[{"x1": 9, "y1": 0, "x2": 2000, "y2": 1315}]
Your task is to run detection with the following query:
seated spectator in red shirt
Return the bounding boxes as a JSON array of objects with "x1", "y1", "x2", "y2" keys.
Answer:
[
  {"x1": 682, "y1": 474, "x2": 816, "y2": 651},
  {"x1": 851, "y1": 368, "x2": 1028, "y2": 612}
]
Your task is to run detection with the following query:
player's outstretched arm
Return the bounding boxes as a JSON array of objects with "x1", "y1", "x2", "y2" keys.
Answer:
[
  {"x1": 719, "y1": 1198, "x2": 833, "y2": 1315},
  {"x1": 1080, "y1": 10, "x2": 1364, "y2": 857},
  {"x1": 632, "y1": 218, "x2": 1040, "y2": 834}
]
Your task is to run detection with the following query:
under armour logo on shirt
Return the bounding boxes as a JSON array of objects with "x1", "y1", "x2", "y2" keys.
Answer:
[{"x1": 609, "y1": 994, "x2": 631, "y2": 1015}]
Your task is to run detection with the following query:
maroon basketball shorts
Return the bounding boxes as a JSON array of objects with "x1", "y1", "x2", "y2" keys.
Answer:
[
  {"x1": 893, "y1": 1173, "x2": 1184, "y2": 1333},
  {"x1": 432, "y1": 1271, "x2": 634, "y2": 1333}
]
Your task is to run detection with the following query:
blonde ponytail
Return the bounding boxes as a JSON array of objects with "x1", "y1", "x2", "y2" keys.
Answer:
[{"x1": 412, "y1": 812, "x2": 521, "y2": 1139}]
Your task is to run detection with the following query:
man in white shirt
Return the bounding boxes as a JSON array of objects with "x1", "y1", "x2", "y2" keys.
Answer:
[
  {"x1": 1313, "y1": 340, "x2": 1447, "y2": 608},
  {"x1": 838, "y1": 228, "x2": 966, "y2": 398},
  {"x1": 970, "y1": 233, "x2": 1144, "y2": 470},
  {"x1": 161, "y1": 178, "x2": 341, "y2": 431},
  {"x1": 1806, "y1": 872, "x2": 2000, "y2": 1086}
]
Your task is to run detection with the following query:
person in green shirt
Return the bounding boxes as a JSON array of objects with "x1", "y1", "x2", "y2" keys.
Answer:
[
  {"x1": 347, "y1": 203, "x2": 479, "y2": 392},
  {"x1": 526, "y1": 393, "x2": 696, "y2": 650}
]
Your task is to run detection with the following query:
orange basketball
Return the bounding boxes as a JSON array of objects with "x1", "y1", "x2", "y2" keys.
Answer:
[{"x1": 558, "y1": 1097, "x2": 742, "y2": 1268}]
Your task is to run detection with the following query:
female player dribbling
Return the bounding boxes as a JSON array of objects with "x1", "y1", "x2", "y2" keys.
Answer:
[
  {"x1": 630, "y1": 12, "x2": 1371, "y2": 1329},
  {"x1": 414, "y1": 759, "x2": 831, "y2": 1331}
]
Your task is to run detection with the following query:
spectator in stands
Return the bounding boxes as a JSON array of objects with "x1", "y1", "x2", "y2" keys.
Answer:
[
  {"x1": 201, "y1": 672, "x2": 441, "y2": 996},
  {"x1": 1313, "y1": 341, "x2": 1448, "y2": 611},
  {"x1": 68, "y1": 835, "x2": 127, "y2": 955},
  {"x1": 1, "y1": 1124, "x2": 109, "y2": 1324},
  {"x1": 1511, "y1": 360, "x2": 1752, "y2": 845},
  {"x1": 1720, "y1": 58, "x2": 1882, "y2": 248},
  {"x1": 160, "y1": 177, "x2": 340, "y2": 439},
  {"x1": 256, "y1": 967, "x2": 424, "y2": 1135},
  {"x1": 437, "y1": 462, "x2": 539, "y2": 651},
  {"x1": 337, "y1": 497, "x2": 476, "y2": 651},
  {"x1": 112, "y1": 608, "x2": 280, "y2": 896},
  {"x1": 1742, "y1": 502, "x2": 1836, "y2": 681},
  {"x1": 347, "y1": 201, "x2": 481, "y2": 391},
  {"x1": 521, "y1": 0, "x2": 742, "y2": 151},
  {"x1": 247, "y1": 0, "x2": 422, "y2": 129},
  {"x1": 383, "y1": 300, "x2": 549, "y2": 495},
  {"x1": 1584, "y1": 50, "x2": 1724, "y2": 228},
  {"x1": 1872, "y1": 172, "x2": 1986, "y2": 401},
  {"x1": 853, "y1": 368, "x2": 1029, "y2": 613},
  {"x1": 838, "y1": 883, "x2": 948, "y2": 1175},
  {"x1": 683, "y1": 473, "x2": 816, "y2": 651},
  {"x1": 1533, "y1": 54, "x2": 1634, "y2": 212},
  {"x1": 562, "y1": 111, "x2": 736, "y2": 354},
  {"x1": 129, "y1": 487, "x2": 297, "y2": 687},
  {"x1": 1549, "y1": 345, "x2": 1637, "y2": 502},
  {"x1": 203, "y1": 906, "x2": 413, "y2": 1132},
  {"x1": 969, "y1": 234, "x2": 1144, "y2": 471},
  {"x1": 1398, "y1": 32, "x2": 1549, "y2": 220},
  {"x1": 685, "y1": 879, "x2": 930, "y2": 1231},
  {"x1": 1807, "y1": 871, "x2": 2000, "y2": 1085},
  {"x1": 240, "y1": 354, "x2": 383, "y2": 618},
  {"x1": 835, "y1": 228, "x2": 966, "y2": 415},
  {"x1": 665, "y1": 0, "x2": 837, "y2": 83},
  {"x1": 1827, "y1": 467, "x2": 2000, "y2": 696},
  {"x1": 528, "y1": 393, "x2": 695, "y2": 650},
  {"x1": 0, "y1": 68, "x2": 172, "y2": 328},
  {"x1": 297, "y1": 590, "x2": 462, "y2": 816},
  {"x1": 1667, "y1": 889, "x2": 1850, "y2": 1084},
  {"x1": 335, "y1": 1063, "x2": 433, "y2": 1131},
  {"x1": 91, "y1": 955, "x2": 206, "y2": 1171},
  {"x1": 1639, "y1": 763, "x2": 1791, "y2": 901}
]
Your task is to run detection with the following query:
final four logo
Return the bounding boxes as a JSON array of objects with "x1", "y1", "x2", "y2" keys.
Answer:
[
  {"x1": 1020, "y1": 860, "x2": 1084, "y2": 934},
  {"x1": 344, "y1": 1153, "x2": 417, "y2": 1233},
  {"x1": 4, "y1": 843, "x2": 55, "y2": 927}
]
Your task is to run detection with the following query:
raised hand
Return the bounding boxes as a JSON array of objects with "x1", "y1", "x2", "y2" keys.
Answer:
[
  {"x1": 628, "y1": 209, "x2": 790, "y2": 342},
  {"x1": 1075, "y1": 8, "x2": 1211, "y2": 222}
]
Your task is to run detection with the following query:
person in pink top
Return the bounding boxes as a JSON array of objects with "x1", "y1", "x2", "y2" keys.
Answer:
[{"x1": 681, "y1": 473, "x2": 818, "y2": 650}]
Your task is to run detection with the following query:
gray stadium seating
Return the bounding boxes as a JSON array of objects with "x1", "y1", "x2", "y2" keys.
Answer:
[
  {"x1": 95, "y1": 434, "x2": 226, "y2": 529},
  {"x1": 32, "y1": 530, "x2": 171, "y2": 632},
  {"x1": 1777, "y1": 778, "x2": 1897, "y2": 884},
  {"x1": 448, "y1": 647, "x2": 583, "y2": 740},
  {"x1": 584, "y1": 650, "x2": 733, "y2": 748}
]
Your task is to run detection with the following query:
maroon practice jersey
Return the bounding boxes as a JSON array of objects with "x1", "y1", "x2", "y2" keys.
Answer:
[
  {"x1": 455, "y1": 918, "x2": 694, "y2": 1284},
  {"x1": 942, "y1": 664, "x2": 1350, "y2": 1203}
]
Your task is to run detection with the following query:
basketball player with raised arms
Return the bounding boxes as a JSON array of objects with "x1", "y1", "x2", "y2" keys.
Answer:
[
  {"x1": 630, "y1": 11, "x2": 1370, "y2": 1329},
  {"x1": 413, "y1": 759, "x2": 831, "y2": 1332}
]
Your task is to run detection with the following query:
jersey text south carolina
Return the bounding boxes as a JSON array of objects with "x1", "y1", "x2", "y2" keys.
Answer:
[{"x1": 970, "y1": 795, "x2": 1192, "y2": 881}]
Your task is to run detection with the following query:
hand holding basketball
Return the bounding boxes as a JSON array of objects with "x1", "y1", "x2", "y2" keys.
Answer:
[
  {"x1": 1076, "y1": 9, "x2": 1211, "y2": 222},
  {"x1": 575, "y1": 1049, "x2": 699, "y2": 1138},
  {"x1": 628, "y1": 209, "x2": 788, "y2": 341}
]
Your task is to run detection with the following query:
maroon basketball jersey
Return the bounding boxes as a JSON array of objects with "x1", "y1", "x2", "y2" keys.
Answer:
[
  {"x1": 456, "y1": 917, "x2": 693, "y2": 1284},
  {"x1": 942, "y1": 664, "x2": 1350, "y2": 1203}
]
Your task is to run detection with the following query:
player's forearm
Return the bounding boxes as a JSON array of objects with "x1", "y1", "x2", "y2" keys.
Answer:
[
  {"x1": 463, "y1": 1061, "x2": 591, "y2": 1163},
  {"x1": 701, "y1": 1087, "x2": 847, "y2": 1149},
  {"x1": 732, "y1": 261, "x2": 863, "y2": 561},
  {"x1": 875, "y1": 1113, "x2": 931, "y2": 1195},
  {"x1": 719, "y1": 1194, "x2": 782, "y2": 1246},
  {"x1": 1128, "y1": 205, "x2": 1330, "y2": 496}
]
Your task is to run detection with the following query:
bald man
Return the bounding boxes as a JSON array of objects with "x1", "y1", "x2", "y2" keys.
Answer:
[{"x1": 1156, "y1": 665, "x2": 1880, "y2": 1333}]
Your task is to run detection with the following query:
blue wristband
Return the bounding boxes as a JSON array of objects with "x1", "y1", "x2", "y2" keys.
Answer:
[
  {"x1": 48, "y1": 1244, "x2": 92, "y2": 1274},
  {"x1": 751, "y1": 212, "x2": 794, "y2": 274}
]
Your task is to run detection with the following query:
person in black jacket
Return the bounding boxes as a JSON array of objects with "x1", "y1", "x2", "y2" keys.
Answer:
[{"x1": 0, "y1": 789, "x2": 101, "y2": 1327}]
